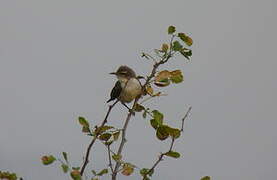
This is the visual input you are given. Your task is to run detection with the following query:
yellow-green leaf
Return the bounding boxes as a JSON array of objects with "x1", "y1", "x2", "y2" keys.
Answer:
[
  {"x1": 113, "y1": 131, "x2": 120, "y2": 141},
  {"x1": 82, "y1": 126, "x2": 90, "y2": 133},
  {"x1": 121, "y1": 164, "x2": 134, "y2": 176},
  {"x1": 156, "y1": 125, "x2": 169, "y2": 141},
  {"x1": 95, "y1": 126, "x2": 113, "y2": 134},
  {"x1": 41, "y1": 155, "x2": 56, "y2": 165},
  {"x1": 168, "y1": 127, "x2": 181, "y2": 139},
  {"x1": 61, "y1": 164, "x2": 69, "y2": 173},
  {"x1": 201, "y1": 176, "x2": 211, "y2": 180},
  {"x1": 170, "y1": 70, "x2": 183, "y2": 83},
  {"x1": 152, "y1": 110, "x2": 163, "y2": 123},
  {"x1": 112, "y1": 154, "x2": 122, "y2": 162},
  {"x1": 97, "y1": 169, "x2": 108, "y2": 176},
  {"x1": 164, "y1": 151, "x2": 180, "y2": 158},
  {"x1": 99, "y1": 133, "x2": 112, "y2": 141},
  {"x1": 150, "y1": 119, "x2": 159, "y2": 129},
  {"x1": 62, "y1": 152, "x2": 68, "y2": 163},
  {"x1": 78, "y1": 117, "x2": 89, "y2": 127},
  {"x1": 178, "y1": 33, "x2": 193, "y2": 46}
]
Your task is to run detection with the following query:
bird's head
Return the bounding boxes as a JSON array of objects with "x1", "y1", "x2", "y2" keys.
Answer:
[{"x1": 110, "y1": 66, "x2": 136, "y2": 82}]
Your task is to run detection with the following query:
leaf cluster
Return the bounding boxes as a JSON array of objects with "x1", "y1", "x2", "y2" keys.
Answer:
[{"x1": 0, "y1": 171, "x2": 18, "y2": 180}]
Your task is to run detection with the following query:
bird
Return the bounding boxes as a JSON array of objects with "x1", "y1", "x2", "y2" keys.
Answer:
[{"x1": 107, "y1": 66, "x2": 142, "y2": 106}]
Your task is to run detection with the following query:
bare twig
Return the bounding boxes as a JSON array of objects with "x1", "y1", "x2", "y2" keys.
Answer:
[
  {"x1": 181, "y1": 106, "x2": 192, "y2": 132},
  {"x1": 142, "y1": 52, "x2": 157, "y2": 63},
  {"x1": 80, "y1": 100, "x2": 119, "y2": 176},
  {"x1": 107, "y1": 145, "x2": 114, "y2": 173},
  {"x1": 142, "y1": 138, "x2": 175, "y2": 179}
]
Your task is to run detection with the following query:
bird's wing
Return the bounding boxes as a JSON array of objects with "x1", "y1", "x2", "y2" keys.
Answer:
[{"x1": 107, "y1": 81, "x2": 122, "y2": 103}]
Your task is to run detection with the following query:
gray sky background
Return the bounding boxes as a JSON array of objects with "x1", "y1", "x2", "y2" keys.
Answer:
[{"x1": 0, "y1": 0, "x2": 276, "y2": 179}]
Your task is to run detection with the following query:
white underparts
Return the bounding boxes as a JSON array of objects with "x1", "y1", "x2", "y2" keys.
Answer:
[{"x1": 119, "y1": 78, "x2": 142, "y2": 103}]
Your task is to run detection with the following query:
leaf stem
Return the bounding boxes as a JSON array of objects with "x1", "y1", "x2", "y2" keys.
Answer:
[{"x1": 181, "y1": 106, "x2": 192, "y2": 131}]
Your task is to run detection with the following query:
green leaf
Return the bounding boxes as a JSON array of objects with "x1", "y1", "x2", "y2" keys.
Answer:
[
  {"x1": 140, "y1": 168, "x2": 149, "y2": 176},
  {"x1": 201, "y1": 176, "x2": 211, "y2": 180},
  {"x1": 172, "y1": 41, "x2": 183, "y2": 51},
  {"x1": 78, "y1": 117, "x2": 89, "y2": 127},
  {"x1": 0, "y1": 171, "x2": 18, "y2": 180},
  {"x1": 91, "y1": 178, "x2": 99, "y2": 180},
  {"x1": 178, "y1": 33, "x2": 193, "y2": 46},
  {"x1": 82, "y1": 126, "x2": 90, "y2": 133},
  {"x1": 95, "y1": 126, "x2": 114, "y2": 134},
  {"x1": 140, "y1": 168, "x2": 154, "y2": 177},
  {"x1": 61, "y1": 164, "x2": 69, "y2": 173},
  {"x1": 168, "y1": 26, "x2": 176, "y2": 34},
  {"x1": 180, "y1": 49, "x2": 192, "y2": 60},
  {"x1": 170, "y1": 70, "x2": 183, "y2": 84},
  {"x1": 150, "y1": 119, "x2": 159, "y2": 129},
  {"x1": 168, "y1": 128, "x2": 181, "y2": 139},
  {"x1": 41, "y1": 155, "x2": 56, "y2": 165},
  {"x1": 164, "y1": 151, "x2": 180, "y2": 158},
  {"x1": 112, "y1": 154, "x2": 122, "y2": 162},
  {"x1": 72, "y1": 167, "x2": 80, "y2": 170},
  {"x1": 156, "y1": 125, "x2": 169, "y2": 141},
  {"x1": 170, "y1": 75, "x2": 183, "y2": 83},
  {"x1": 152, "y1": 110, "x2": 163, "y2": 124},
  {"x1": 113, "y1": 131, "x2": 120, "y2": 141},
  {"x1": 134, "y1": 103, "x2": 145, "y2": 112},
  {"x1": 99, "y1": 133, "x2": 112, "y2": 141},
  {"x1": 91, "y1": 170, "x2": 97, "y2": 176},
  {"x1": 97, "y1": 169, "x2": 108, "y2": 176},
  {"x1": 62, "y1": 152, "x2": 68, "y2": 163}
]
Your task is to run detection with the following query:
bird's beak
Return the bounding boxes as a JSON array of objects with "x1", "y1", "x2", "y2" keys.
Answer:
[{"x1": 109, "y1": 72, "x2": 116, "y2": 75}]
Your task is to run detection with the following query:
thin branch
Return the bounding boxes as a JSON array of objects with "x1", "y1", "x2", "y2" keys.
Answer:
[
  {"x1": 181, "y1": 106, "x2": 192, "y2": 132},
  {"x1": 142, "y1": 138, "x2": 175, "y2": 179},
  {"x1": 140, "y1": 93, "x2": 167, "y2": 104},
  {"x1": 80, "y1": 100, "x2": 119, "y2": 176},
  {"x1": 111, "y1": 98, "x2": 139, "y2": 180},
  {"x1": 141, "y1": 52, "x2": 157, "y2": 63},
  {"x1": 107, "y1": 145, "x2": 114, "y2": 173}
]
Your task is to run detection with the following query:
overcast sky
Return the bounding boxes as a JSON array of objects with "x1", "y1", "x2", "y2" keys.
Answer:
[{"x1": 0, "y1": 0, "x2": 276, "y2": 180}]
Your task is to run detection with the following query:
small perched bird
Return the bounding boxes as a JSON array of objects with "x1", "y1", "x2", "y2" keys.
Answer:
[{"x1": 107, "y1": 66, "x2": 142, "y2": 104}]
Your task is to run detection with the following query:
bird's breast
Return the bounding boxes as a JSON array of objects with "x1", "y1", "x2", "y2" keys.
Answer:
[{"x1": 119, "y1": 78, "x2": 142, "y2": 103}]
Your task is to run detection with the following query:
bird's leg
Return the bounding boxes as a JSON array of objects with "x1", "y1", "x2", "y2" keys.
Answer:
[{"x1": 121, "y1": 102, "x2": 135, "y2": 115}]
